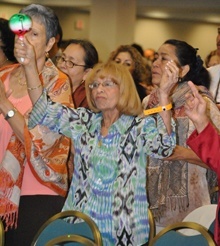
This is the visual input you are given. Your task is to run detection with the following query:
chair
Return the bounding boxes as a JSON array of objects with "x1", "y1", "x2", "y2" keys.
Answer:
[
  {"x1": 0, "y1": 218, "x2": 4, "y2": 246},
  {"x1": 31, "y1": 210, "x2": 102, "y2": 246},
  {"x1": 46, "y1": 234, "x2": 96, "y2": 246},
  {"x1": 149, "y1": 221, "x2": 216, "y2": 246},
  {"x1": 181, "y1": 204, "x2": 217, "y2": 236},
  {"x1": 148, "y1": 208, "x2": 156, "y2": 244}
]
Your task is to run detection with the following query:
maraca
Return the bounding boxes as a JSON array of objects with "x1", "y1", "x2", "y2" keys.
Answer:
[{"x1": 9, "y1": 13, "x2": 32, "y2": 62}]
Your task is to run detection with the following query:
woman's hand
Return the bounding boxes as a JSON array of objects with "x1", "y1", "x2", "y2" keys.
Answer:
[
  {"x1": 159, "y1": 60, "x2": 179, "y2": 98},
  {"x1": 14, "y1": 35, "x2": 36, "y2": 65},
  {"x1": 185, "y1": 81, "x2": 209, "y2": 133}
]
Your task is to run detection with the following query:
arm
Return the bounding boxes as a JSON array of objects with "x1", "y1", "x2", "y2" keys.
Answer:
[
  {"x1": 0, "y1": 80, "x2": 26, "y2": 143},
  {"x1": 185, "y1": 81, "x2": 220, "y2": 171},
  {"x1": 14, "y1": 35, "x2": 43, "y2": 104},
  {"x1": 165, "y1": 145, "x2": 209, "y2": 168},
  {"x1": 184, "y1": 81, "x2": 209, "y2": 133},
  {"x1": 187, "y1": 123, "x2": 220, "y2": 172}
]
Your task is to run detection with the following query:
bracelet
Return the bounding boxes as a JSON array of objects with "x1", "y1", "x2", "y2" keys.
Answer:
[
  {"x1": 27, "y1": 84, "x2": 42, "y2": 91},
  {"x1": 143, "y1": 103, "x2": 172, "y2": 115}
]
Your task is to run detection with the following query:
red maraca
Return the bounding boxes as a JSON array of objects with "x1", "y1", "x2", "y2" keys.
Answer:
[{"x1": 9, "y1": 13, "x2": 32, "y2": 62}]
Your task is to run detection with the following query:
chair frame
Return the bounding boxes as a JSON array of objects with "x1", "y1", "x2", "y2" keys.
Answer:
[
  {"x1": 148, "y1": 208, "x2": 156, "y2": 244},
  {"x1": 31, "y1": 210, "x2": 102, "y2": 246},
  {"x1": 45, "y1": 234, "x2": 96, "y2": 246},
  {"x1": 0, "y1": 219, "x2": 4, "y2": 246},
  {"x1": 149, "y1": 221, "x2": 216, "y2": 246}
]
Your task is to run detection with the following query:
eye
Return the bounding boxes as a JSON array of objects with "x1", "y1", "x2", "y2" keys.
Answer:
[
  {"x1": 104, "y1": 81, "x2": 112, "y2": 87},
  {"x1": 124, "y1": 62, "x2": 131, "y2": 67}
]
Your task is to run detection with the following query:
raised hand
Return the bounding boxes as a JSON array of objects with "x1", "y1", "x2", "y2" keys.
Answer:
[{"x1": 185, "y1": 81, "x2": 209, "y2": 133}]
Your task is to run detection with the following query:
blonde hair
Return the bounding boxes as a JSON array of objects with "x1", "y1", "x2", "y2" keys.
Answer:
[{"x1": 85, "y1": 61, "x2": 142, "y2": 115}]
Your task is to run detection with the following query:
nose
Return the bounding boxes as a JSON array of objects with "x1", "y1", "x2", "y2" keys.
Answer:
[{"x1": 96, "y1": 83, "x2": 104, "y2": 92}]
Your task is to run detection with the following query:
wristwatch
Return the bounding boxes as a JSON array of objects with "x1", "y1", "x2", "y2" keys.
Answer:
[{"x1": 5, "y1": 108, "x2": 17, "y2": 120}]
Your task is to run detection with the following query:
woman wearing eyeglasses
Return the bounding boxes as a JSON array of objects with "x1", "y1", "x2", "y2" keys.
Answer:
[
  {"x1": 56, "y1": 39, "x2": 99, "y2": 108},
  {"x1": 14, "y1": 30, "x2": 179, "y2": 244}
]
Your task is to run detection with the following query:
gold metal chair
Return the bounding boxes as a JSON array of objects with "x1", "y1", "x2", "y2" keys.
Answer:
[
  {"x1": 46, "y1": 234, "x2": 96, "y2": 246},
  {"x1": 149, "y1": 221, "x2": 216, "y2": 246},
  {"x1": 148, "y1": 208, "x2": 156, "y2": 244},
  {"x1": 31, "y1": 210, "x2": 102, "y2": 246},
  {"x1": 0, "y1": 218, "x2": 4, "y2": 246}
]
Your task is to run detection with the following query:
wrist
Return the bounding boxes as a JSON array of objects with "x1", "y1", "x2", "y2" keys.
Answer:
[
  {"x1": 144, "y1": 103, "x2": 172, "y2": 115},
  {"x1": 194, "y1": 117, "x2": 209, "y2": 133}
]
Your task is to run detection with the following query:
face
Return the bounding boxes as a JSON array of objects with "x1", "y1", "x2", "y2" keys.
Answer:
[
  {"x1": 25, "y1": 18, "x2": 54, "y2": 61},
  {"x1": 57, "y1": 44, "x2": 87, "y2": 87},
  {"x1": 151, "y1": 44, "x2": 179, "y2": 86},
  {"x1": 208, "y1": 55, "x2": 220, "y2": 67},
  {"x1": 90, "y1": 77, "x2": 120, "y2": 112},
  {"x1": 114, "y1": 52, "x2": 135, "y2": 74}
]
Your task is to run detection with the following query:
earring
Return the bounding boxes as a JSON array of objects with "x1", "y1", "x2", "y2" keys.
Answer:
[
  {"x1": 45, "y1": 52, "x2": 49, "y2": 58},
  {"x1": 178, "y1": 77, "x2": 183, "y2": 83}
]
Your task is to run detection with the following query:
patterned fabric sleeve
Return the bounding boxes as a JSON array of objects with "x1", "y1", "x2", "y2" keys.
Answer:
[
  {"x1": 141, "y1": 115, "x2": 176, "y2": 158},
  {"x1": 28, "y1": 89, "x2": 94, "y2": 140}
]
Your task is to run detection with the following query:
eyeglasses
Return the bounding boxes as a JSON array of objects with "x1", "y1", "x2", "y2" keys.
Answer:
[
  {"x1": 89, "y1": 80, "x2": 118, "y2": 90},
  {"x1": 56, "y1": 56, "x2": 86, "y2": 68}
]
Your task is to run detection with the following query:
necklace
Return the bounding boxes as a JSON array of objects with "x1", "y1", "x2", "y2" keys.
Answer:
[
  {"x1": 0, "y1": 58, "x2": 8, "y2": 67},
  {"x1": 15, "y1": 68, "x2": 27, "y2": 86}
]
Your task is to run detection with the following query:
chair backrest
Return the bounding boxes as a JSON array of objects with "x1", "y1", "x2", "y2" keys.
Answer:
[
  {"x1": 149, "y1": 221, "x2": 216, "y2": 246},
  {"x1": 0, "y1": 218, "x2": 4, "y2": 246},
  {"x1": 148, "y1": 208, "x2": 156, "y2": 244},
  {"x1": 31, "y1": 210, "x2": 102, "y2": 246},
  {"x1": 45, "y1": 234, "x2": 96, "y2": 246},
  {"x1": 181, "y1": 204, "x2": 217, "y2": 236}
]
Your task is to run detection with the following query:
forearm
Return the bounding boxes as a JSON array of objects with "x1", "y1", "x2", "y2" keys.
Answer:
[
  {"x1": 1, "y1": 100, "x2": 25, "y2": 143},
  {"x1": 24, "y1": 64, "x2": 43, "y2": 105},
  {"x1": 158, "y1": 92, "x2": 172, "y2": 134}
]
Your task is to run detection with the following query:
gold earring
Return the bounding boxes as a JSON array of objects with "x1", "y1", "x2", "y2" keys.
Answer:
[{"x1": 45, "y1": 52, "x2": 49, "y2": 58}]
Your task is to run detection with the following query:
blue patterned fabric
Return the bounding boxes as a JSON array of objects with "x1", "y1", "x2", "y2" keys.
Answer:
[{"x1": 28, "y1": 90, "x2": 176, "y2": 246}]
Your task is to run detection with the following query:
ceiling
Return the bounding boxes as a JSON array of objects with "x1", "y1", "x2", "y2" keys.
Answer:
[{"x1": 1, "y1": 0, "x2": 220, "y2": 24}]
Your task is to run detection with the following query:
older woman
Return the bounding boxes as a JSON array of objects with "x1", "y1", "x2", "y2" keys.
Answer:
[
  {"x1": 0, "y1": 4, "x2": 72, "y2": 246},
  {"x1": 143, "y1": 39, "x2": 220, "y2": 232},
  {"x1": 18, "y1": 45, "x2": 178, "y2": 245}
]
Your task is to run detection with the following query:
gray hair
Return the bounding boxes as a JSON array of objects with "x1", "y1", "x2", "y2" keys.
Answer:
[{"x1": 20, "y1": 4, "x2": 59, "y2": 43}]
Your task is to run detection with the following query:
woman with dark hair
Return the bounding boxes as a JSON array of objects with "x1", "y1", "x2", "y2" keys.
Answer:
[
  {"x1": 0, "y1": 18, "x2": 17, "y2": 67},
  {"x1": 108, "y1": 44, "x2": 152, "y2": 100},
  {"x1": 57, "y1": 39, "x2": 99, "y2": 108},
  {"x1": 143, "y1": 39, "x2": 220, "y2": 232}
]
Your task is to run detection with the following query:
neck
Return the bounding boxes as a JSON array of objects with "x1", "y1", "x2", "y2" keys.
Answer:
[
  {"x1": 0, "y1": 58, "x2": 9, "y2": 68},
  {"x1": 102, "y1": 112, "x2": 120, "y2": 129}
]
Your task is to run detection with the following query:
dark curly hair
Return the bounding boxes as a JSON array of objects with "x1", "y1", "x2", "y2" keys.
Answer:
[{"x1": 0, "y1": 18, "x2": 16, "y2": 62}]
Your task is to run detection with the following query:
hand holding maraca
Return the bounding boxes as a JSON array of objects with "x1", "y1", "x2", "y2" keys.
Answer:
[{"x1": 9, "y1": 13, "x2": 32, "y2": 63}]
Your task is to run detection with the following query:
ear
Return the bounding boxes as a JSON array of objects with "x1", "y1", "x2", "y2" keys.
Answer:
[
  {"x1": 179, "y1": 64, "x2": 190, "y2": 78},
  {"x1": 46, "y1": 37, "x2": 55, "y2": 53},
  {"x1": 82, "y1": 68, "x2": 92, "y2": 81}
]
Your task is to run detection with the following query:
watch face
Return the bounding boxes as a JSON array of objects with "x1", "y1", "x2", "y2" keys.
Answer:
[{"x1": 8, "y1": 110, "x2": 15, "y2": 117}]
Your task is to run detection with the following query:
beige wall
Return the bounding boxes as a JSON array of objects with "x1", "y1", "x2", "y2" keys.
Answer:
[
  {"x1": 0, "y1": 3, "x2": 219, "y2": 62},
  {"x1": 135, "y1": 18, "x2": 219, "y2": 62}
]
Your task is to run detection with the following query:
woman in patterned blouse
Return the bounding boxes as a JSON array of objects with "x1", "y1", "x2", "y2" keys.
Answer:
[{"x1": 15, "y1": 44, "x2": 178, "y2": 244}]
